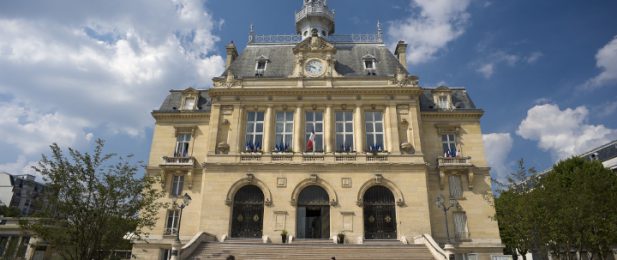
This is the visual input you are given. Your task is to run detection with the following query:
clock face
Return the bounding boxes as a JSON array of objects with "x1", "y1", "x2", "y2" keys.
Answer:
[{"x1": 304, "y1": 59, "x2": 324, "y2": 77}]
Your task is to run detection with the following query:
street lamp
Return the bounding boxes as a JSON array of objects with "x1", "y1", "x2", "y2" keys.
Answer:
[
  {"x1": 435, "y1": 194, "x2": 459, "y2": 244},
  {"x1": 171, "y1": 193, "x2": 192, "y2": 260}
]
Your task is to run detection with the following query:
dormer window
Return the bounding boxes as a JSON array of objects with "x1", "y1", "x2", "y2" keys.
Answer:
[
  {"x1": 437, "y1": 96, "x2": 449, "y2": 110},
  {"x1": 362, "y1": 54, "x2": 377, "y2": 76},
  {"x1": 183, "y1": 97, "x2": 196, "y2": 110},
  {"x1": 432, "y1": 86, "x2": 453, "y2": 111},
  {"x1": 255, "y1": 55, "x2": 270, "y2": 77},
  {"x1": 180, "y1": 88, "x2": 199, "y2": 111}
]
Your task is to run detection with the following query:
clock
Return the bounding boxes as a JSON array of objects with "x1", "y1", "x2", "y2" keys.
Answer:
[{"x1": 304, "y1": 59, "x2": 324, "y2": 77}]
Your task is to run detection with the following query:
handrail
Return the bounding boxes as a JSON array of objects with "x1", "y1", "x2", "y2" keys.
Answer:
[
  {"x1": 414, "y1": 234, "x2": 447, "y2": 260},
  {"x1": 180, "y1": 232, "x2": 217, "y2": 259}
]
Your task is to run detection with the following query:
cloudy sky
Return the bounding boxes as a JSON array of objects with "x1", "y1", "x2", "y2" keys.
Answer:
[{"x1": 1, "y1": 0, "x2": 616, "y2": 181}]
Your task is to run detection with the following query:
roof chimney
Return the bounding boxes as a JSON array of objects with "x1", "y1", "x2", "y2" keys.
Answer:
[
  {"x1": 394, "y1": 41, "x2": 408, "y2": 71},
  {"x1": 225, "y1": 41, "x2": 239, "y2": 69}
]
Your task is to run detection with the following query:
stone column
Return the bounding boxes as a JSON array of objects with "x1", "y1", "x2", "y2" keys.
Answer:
[
  {"x1": 263, "y1": 106, "x2": 274, "y2": 153},
  {"x1": 354, "y1": 105, "x2": 365, "y2": 153},
  {"x1": 386, "y1": 104, "x2": 401, "y2": 154},
  {"x1": 293, "y1": 106, "x2": 304, "y2": 153},
  {"x1": 325, "y1": 105, "x2": 334, "y2": 153}
]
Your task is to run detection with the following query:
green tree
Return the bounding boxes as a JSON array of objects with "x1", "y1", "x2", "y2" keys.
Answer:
[
  {"x1": 537, "y1": 157, "x2": 617, "y2": 260},
  {"x1": 24, "y1": 139, "x2": 165, "y2": 260},
  {"x1": 494, "y1": 160, "x2": 543, "y2": 260}
]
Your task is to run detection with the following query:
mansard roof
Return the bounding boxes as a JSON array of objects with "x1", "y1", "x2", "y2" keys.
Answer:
[
  {"x1": 155, "y1": 89, "x2": 211, "y2": 113},
  {"x1": 418, "y1": 88, "x2": 479, "y2": 111},
  {"x1": 221, "y1": 42, "x2": 407, "y2": 78}
]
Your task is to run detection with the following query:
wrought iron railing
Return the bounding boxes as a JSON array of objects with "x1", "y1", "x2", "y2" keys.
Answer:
[
  {"x1": 164, "y1": 227, "x2": 178, "y2": 235},
  {"x1": 455, "y1": 231, "x2": 470, "y2": 240},
  {"x1": 249, "y1": 33, "x2": 383, "y2": 44}
]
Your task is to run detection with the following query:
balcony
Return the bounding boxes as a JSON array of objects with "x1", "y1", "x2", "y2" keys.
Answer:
[
  {"x1": 164, "y1": 227, "x2": 179, "y2": 236},
  {"x1": 455, "y1": 231, "x2": 471, "y2": 241},
  {"x1": 160, "y1": 156, "x2": 195, "y2": 169},
  {"x1": 437, "y1": 156, "x2": 472, "y2": 169},
  {"x1": 295, "y1": 6, "x2": 335, "y2": 23}
]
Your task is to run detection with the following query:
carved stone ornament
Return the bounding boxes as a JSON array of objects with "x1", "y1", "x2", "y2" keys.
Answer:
[
  {"x1": 356, "y1": 199, "x2": 363, "y2": 207},
  {"x1": 400, "y1": 142, "x2": 415, "y2": 154},
  {"x1": 374, "y1": 174, "x2": 383, "y2": 184},
  {"x1": 246, "y1": 173, "x2": 255, "y2": 183},
  {"x1": 217, "y1": 142, "x2": 230, "y2": 154},
  {"x1": 264, "y1": 198, "x2": 272, "y2": 207},
  {"x1": 330, "y1": 199, "x2": 338, "y2": 207},
  {"x1": 310, "y1": 174, "x2": 318, "y2": 183}
]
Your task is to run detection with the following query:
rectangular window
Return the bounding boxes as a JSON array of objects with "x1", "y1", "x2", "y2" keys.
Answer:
[
  {"x1": 245, "y1": 112, "x2": 265, "y2": 152},
  {"x1": 161, "y1": 249, "x2": 172, "y2": 260},
  {"x1": 438, "y1": 96, "x2": 449, "y2": 109},
  {"x1": 449, "y1": 175, "x2": 463, "y2": 199},
  {"x1": 454, "y1": 212, "x2": 469, "y2": 240},
  {"x1": 364, "y1": 60, "x2": 374, "y2": 69},
  {"x1": 171, "y1": 175, "x2": 184, "y2": 197},
  {"x1": 442, "y1": 134, "x2": 457, "y2": 156},
  {"x1": 275, "y1": 111, "x2": 294, "y2": 152},
  {"x1": 175, "y1": 134, "x2": 191, "y2": 157},
  {"x1": 165, "y1": 210, "x2": 180, "y2": 235},
  {"x1": 365, "y1": 111, "x2": 384, "y2": 152},
  {"x1": 183, "y1": 97, "x2": 196, "y2": 110},
  {"x1": 255, "y1": 61, "x2": 267, "y2": 77},
  {"x1": 305, "y1": 111, "x2": 324, "y2": 152},
  {"x1": 335, "y1": 111, "x2": 354, "y2": 152}
]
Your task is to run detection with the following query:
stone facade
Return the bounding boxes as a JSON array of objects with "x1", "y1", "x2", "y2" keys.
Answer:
[{"x1": 131, "y1": 1, "x2": 503, "y2": 259}]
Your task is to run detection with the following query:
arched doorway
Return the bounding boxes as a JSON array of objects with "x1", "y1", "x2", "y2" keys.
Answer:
[
  {"x1": 296, "y1": 185, "x2": 330, "y2": 239},
  {"x1": 231, "y1": 185, "x2": 264, "y2": 238},
  {"x1": 363, "y1": 185, "x2": 397, "y2": 239}
]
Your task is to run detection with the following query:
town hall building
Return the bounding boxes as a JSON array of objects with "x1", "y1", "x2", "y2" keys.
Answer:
[{"x1": 131, "y1": 1, "x2": 504, "y2": 259}]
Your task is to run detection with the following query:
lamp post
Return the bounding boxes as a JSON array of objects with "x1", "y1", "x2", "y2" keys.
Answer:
[
  {"x1": 435, "y1": 194, "x2": 458, "y2": 244},
  {"x1": 171, "y1": 193, "x2": 192, "y2": 260}
]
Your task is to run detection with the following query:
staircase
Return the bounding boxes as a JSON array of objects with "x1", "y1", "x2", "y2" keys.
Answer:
[{"x1": 185, "y1": 239, "x2": 436, "y2": 260}]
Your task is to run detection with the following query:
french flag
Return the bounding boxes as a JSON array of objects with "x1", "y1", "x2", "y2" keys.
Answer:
[{"x1": 306, "y1": 130, "x2": 316, "y2": 152}]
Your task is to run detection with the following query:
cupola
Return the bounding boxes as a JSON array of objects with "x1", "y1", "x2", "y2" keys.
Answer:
[{"x1": 296, "y1": 0, "x2": 335, "y2": 39}]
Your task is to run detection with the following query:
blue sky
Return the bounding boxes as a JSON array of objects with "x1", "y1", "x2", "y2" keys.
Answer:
[{"x1": 0, "y1": 0, "x2": 616, "y2": 181}]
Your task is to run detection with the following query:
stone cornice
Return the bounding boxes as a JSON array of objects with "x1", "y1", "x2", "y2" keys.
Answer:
[
  {"x1": 421, "y1": 110, "x2": 484, "y2": 119},
  {"x1": 208, "y1": 87, "x2": 423, "y2": 98},
  {"x1": 151, "y1": 111, "x2": 210, "y2": 121}
]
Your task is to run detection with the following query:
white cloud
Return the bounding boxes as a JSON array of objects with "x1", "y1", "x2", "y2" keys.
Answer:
[
  {"x1": 483, "y1": 133, "x2": 513, "y2": 181},
  {"x1": 475, "y1": 51, "x2": 542, "y2": 78},
  {"x1": 0, "y1": 101, "x2": 92, "y2": 156},
  {"x1": 517, "y1": 104, "x2": 617, "y2": 159},
  {"x1": 477, "y1": 63, "x2": 494, "y2": 78},
  {"x1": 526, "y1": 51, "x2": 543, "y2": 64},
  {"x1": 0, "y1": 0, "x2": 225, "y2": 172},
  {"x1": 584, "y1": 36, "x2": 617, "y2": 89},
  {"x1": 387, "y1": 0, "x2": 471, "y2": 64}
]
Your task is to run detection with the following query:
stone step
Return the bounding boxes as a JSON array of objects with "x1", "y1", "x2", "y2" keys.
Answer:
[{"x1": 187, "y1": 242, "x2": 435, "y2": 260}]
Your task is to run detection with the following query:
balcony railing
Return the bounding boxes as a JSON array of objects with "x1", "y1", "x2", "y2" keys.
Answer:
[
  {"x1": 455, "y1": 231, "x2": 470, "y2": 241},
  {"x1": 164, "y1": 227, "x2": 178, "y2": 236},
  {"x1": 437, "y1": 156, "x2": 472, "y2": 168},
  {"x1": 295, "y1": 6, "x2": 335, "y2": 23},
  {"x1": 161, "y1": 156, "x2": 195, "y2": 167}
]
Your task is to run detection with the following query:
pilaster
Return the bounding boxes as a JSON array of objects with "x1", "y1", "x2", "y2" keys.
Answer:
[
  {"x1": 354, "y1": 105, "x2": 365, "y2": 153},
  {"x1": 263, "y1": 105, "x2": 274, "y2": 153},
  {"x1": 207, "y1": 104, "x2": 222, "y2": 155},
  {"x1": 293, "y1": 106, "x2": 304, "y2": 153},
  {"x1": 325, "y1": 105, "x2": 334, "y2": 153},
  {"x1": 387, "y1": 104, "x2": 401, "y2": 154},
  {"x1": 230, "y1": 105, "x2": 244, "y2": 153}
]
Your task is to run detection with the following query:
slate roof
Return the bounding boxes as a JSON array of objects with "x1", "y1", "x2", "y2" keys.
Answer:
[
  {"x1": 580, "y1": 140, "x2": 617, "y2": 163},
  {"x1": 418, "y1": 88, "x2": 479, "y2": 111},
  {"x1": 155, "y1": 90, "x2": 212, "y2": 113},
  {"x1": 222, "y1": 42, "x2": 407, "y2": 78}
]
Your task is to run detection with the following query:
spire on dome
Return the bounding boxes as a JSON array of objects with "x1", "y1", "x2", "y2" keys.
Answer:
[{"x1": 296, "y1": 0, "x2": 335, "y2": 39}]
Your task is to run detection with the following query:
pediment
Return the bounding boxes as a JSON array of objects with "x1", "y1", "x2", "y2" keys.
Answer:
[{"x1": 293, "y1": 36, "x2": 336, "y2": 54}]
